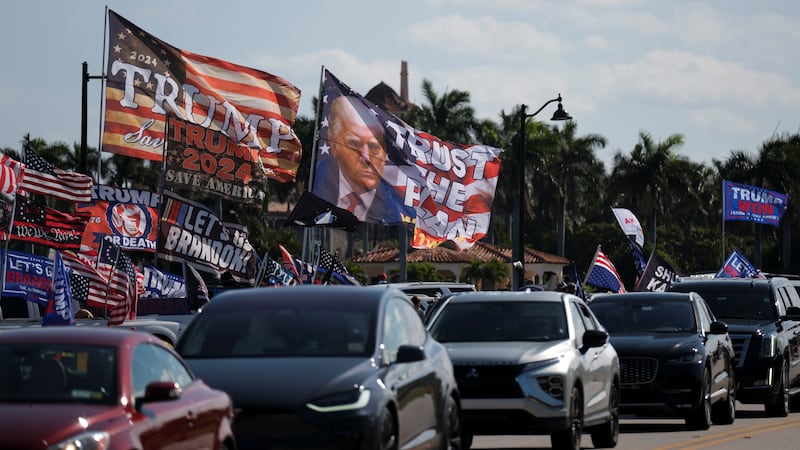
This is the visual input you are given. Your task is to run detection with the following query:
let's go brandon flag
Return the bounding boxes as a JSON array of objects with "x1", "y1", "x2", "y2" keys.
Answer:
[{"x1": 103, "y1": 10, "x2": 302, "y2": 182}]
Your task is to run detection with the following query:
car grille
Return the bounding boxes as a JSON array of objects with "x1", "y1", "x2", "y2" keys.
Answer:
[
  {"x1": 729, "y1": 334, "x2": 750, "y2": 367},
  {"x1": 453, "y1": 363, "x2": 525, "y2": 398},
  {"x1": 620, "y1": 357, "x2": 658, "y2": 384}
]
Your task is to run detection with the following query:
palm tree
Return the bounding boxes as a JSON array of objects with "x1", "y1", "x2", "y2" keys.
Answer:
[
  {"x1": 609, "y1": 131, "x2": 686, "y2": 246},
  {"x1": 407, "y1": 80, "x2": 479, "y2": 144},
  {"x1": 550, "y1": 122, "x2": 607, "y2": 256}
]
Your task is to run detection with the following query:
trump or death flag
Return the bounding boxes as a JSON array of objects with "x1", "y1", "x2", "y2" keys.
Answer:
[
  {"x1": 722, "y1": 180, "x2": 788, "y2": 226},
  {"x1": 584, "y1": 246, "x2": 626, "y2": 293},
  {"x1": 103, "y1": 10, "x2": 302, "y2": 182},
  {"x1": 77, "y1": 185, "x2": 160, "y2": 252},
  {"x1": 311, "y1": 69, "x2": 503, "y2": 250}
]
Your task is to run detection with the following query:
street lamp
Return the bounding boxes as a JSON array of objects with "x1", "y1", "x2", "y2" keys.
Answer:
[{"x1": 513, "y1": 94, "x2": 572, "y2": 290}]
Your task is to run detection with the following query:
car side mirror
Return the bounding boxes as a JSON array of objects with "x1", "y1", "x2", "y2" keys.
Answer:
[
  {"x1": 396, "y1": 345, "x2": 425, "y2": 364},
  {"x1": 582, "y1": 329, "x2": 608, "y2": 350},
  {"x1": 709, "y1": 320, "x2": 728, "y2": 335},
  {"x1": 136, "y1": 381, "x2": 182, "y2": 411}
]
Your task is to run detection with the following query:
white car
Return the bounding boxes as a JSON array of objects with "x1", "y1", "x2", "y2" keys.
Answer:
[{"x1": 427, "y1": 290, "x2": 620, "y2": 450}]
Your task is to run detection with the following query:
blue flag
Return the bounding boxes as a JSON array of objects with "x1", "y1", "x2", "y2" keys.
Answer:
[
  {"x1": 42, "y1": 252, "x2": 75, "y2": 326},
  {"x1": 722, "y1": 180, "x2": 788, "y2": 225},
  {"x1": 716, "y1": 249, "x2": 763, "y2": 278}
]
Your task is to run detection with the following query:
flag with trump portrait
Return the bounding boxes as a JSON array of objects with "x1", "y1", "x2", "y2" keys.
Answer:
[
  {"x1": 76, "y1": 185, "x2": 160, "y2": 253},
  {"x1": 103, "y1": 10, "x2": 302, "y2": 182},
  {"x1": 311, "y1": 69, "x2": 503, "y2": 250}
]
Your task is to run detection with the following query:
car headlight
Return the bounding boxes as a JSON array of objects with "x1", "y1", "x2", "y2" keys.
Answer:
[
  {"x1": 758, "y1": 334, "x2": 778, "y2": 358},
  {"x1": 48, "y1": 431, "x2": 110, "y2": 450},
  {"x1": 665, "y1": 351, "x2": 703, "y2": 364},
  {"x1": 522, "y1": 357, "x2": 560, "y2": 372},
  {"x1": 306, "y1": 387, "x2": 371, "y2": 413}
]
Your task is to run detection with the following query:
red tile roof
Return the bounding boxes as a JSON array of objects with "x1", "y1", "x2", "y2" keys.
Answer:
[{"x1": 351, "y1": 241, "x2": 570, "y2": 265}]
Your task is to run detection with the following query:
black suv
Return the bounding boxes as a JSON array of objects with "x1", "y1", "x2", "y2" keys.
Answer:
[{"x1": 668, "y1": 277, "x2": 800, "y2": 416}]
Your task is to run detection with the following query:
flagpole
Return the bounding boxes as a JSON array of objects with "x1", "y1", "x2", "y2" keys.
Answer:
[
  {"x1": 583, "y1": 244, "x2": 602, "y2": 286},
  {"x1": 0, "y1": 194, "x2": 18, "y2": 300},
  {"x1": 721, "y1": 181, "x2": 725, "y2": 266},
  {"x1": 302, "y1": 65, "x2": 327, "y2": 262},
  {"x1": 153, "y1": 115, "x2": 170, "y2": 268}
]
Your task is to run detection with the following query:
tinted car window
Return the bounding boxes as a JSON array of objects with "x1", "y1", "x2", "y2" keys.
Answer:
[
  {"x1": 132, "y1": 343, "x2": 174, "y2": 400},
  {"x1": 429, "y1": 301, "x2": 567, "y2": 342},
  {"x1": 590, "y1": 299, "x2": 696, "y2": 332},
  {"x1": 670, "y1": 284, "x2": 776, "y2": 321}
]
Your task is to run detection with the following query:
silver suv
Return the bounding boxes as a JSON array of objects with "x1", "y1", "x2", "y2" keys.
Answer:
[{"x1": 427, "y1": 290, "x2": 620, "y2": 450}]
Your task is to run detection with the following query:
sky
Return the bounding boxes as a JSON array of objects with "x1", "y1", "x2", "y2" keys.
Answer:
[{"x1": 2, "y1": 0, "x2": 799, "y2": 174}]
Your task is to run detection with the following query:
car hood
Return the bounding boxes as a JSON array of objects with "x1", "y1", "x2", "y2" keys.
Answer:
[
  {"x1": 443, "y1": 340, "x2": 571, "y2": 364},
  {"x1": 609, "y1": 333, "x2": 699, "y2": 357},
  {"x1": 0, "y1": 403, "x2": 123, "y2": 448},
  {"x1": 186, "y1": 357, "x2": 378, "y2": 408},
  {"x1": 717, "y1": 318, "x2": 775, "y2": 334}
]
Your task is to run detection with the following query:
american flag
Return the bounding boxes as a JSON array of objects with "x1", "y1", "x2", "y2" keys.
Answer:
[
  {"x1": 319, "y1": 247, "x2": 349, "y2": 277},
  {"x1": 585, "y1": 246, "x2": 627, "y2": 293},
  {"x1": 19, "y1": 144, "x2": 93, "y2": 203},
  {"x1": 103, "y1": 10, "x2": 302, "y2": 183},
  {"x1": 0, "y1": 152, "x2": 24, "y2": 195},
  {"x1": 97, "y1": 240, "x2": 140, "y2": 325},
  {"x1": 61, "y1": 251, "x2": 111, "y2": 310}
]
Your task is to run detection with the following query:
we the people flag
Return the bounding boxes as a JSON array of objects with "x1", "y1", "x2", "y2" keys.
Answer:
[
  {"x1": 77, "y1": 185, "x2": 160, "y2": 252},
  {"x1": 3, "y1": 196, "x2": 87, "y2": 250},
  {"x1": 103, "y1": 10, "x2": 302, "y2": 182},
  {"x1": 164, "y1": 117, "x2": 267, "y2": 203},
  {"x1": 158, "y1": 191, "x2": 256, "y2": 283},
  {"x1": 312, "y1": 69, "x2": 503, "y2": 250},
  {"x1": 722, "y1": 180, "x2": 788, "y2": 226},
  {"x1": 19, "y1": 144, "x2": 93, "y2": 203}
]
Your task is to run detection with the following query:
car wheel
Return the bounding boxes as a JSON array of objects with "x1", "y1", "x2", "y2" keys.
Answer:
[
  {"x1": 711, "y1": 371, "x2": 736, "y2": 425},
  {"x1": 551, "y1": 386, "x2": 583, "y2": 450},
  {"x1": 590, "y1": 381, "x2": 619, "y2": 448},
  {"x1": 686, "y1": 368, "x2": 711, "y2": 430},
  {"x1": 765, "y1": 360, "x2": 790, "y2": 417},
  {"x1": 377, "y1": 407, "x2": 398, "y2": 450},
  {"x1": 460, "y1": 433, "x2": 473, "y2": 450},
  {"x1": 442, "y1": 395, "x2": 463, "y2": 450}
]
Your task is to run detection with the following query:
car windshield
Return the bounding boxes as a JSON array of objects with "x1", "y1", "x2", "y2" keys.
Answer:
[
  {"x1": 590, "y1": 300, "x2": 696, "y2": 333},
  {"x1": 428, "y1": 301, "x2": 567, "y2": 342},
  {"x1": 0, "y1": 344, "x2": 117, "y2": 404},
  {"x1": 179, "y1": 306, "x2": 376, "y2": 358},
  {"x1": 672, "y1": 284, "x2": 776, "y2": 321}
]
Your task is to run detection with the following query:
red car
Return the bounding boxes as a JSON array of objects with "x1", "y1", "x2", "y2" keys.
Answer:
[{"x1": 0, "y1": 327, "x2": 236, "y2": 450}]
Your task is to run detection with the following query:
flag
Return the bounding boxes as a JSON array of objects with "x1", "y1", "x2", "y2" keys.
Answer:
[
  {"x1": 716, "y1": 249, "x2": 764, "y2": 279},
  {"x1": 76, "y1": 185, "x2": 160, "y2": 253},
  {"x1": 611, "y1": 207, "x2": 644, "y2": 247},
  {"x1": 284, "y1": 191, "x2": 360, "y2": 232},
  {"x1": 8, "y1": 196, "x2": 87, "y2": 250},
  {"x1": 312, "y1": 70, "x2": 503, "y2": 250},
  {"x1": 0, "y1": 152, "x2": 24, "y2": 195},
  {"x1": 722, "y1": 180, "x2": 788, "y2": 226},
  {"x1": 318, "y1": 247, "x2": 350, "y2": 285},
  {"x1": 634, "y1": 252, "x2": 683, "y2": 292},
  {"x1": 97, "y1": 240, "x2": 139, "y2": 325},
  {"x1": 61, "y1": 251, "x2": 111, "y2": 310},
  {"x1": 257, "y1": 252, "x2": 298, "y2": 286},
  {"x1": 278, "y1": 244, "x2": 302, "y2": 282},
  {"x1": 566, "y1": 261, "x2": 588, "y2": 302},
  {"x1": 184, "y1": 261, "x2": 210, "y2": 310},
  {"x1": 584, "y1": 245, "x2": 626, "y2": 293},
  {"x1": 103, "y1": 10, "x2": 302, "y2": 183},
  {"x1": 141, "y1": 265, "x2": 185, "y2": 298},
  {"x1": 19, "y1": 144, "x2": 93, "y2": 202},
  {"x1": 625, "y1": 235, "x2": 647, "y2": 279},
  {"x1": 0, "y1": 249, "x2": 53, "y2": 306},
  {"x1": 42, "y1": 251, "x2": 75, "y2": 326}
]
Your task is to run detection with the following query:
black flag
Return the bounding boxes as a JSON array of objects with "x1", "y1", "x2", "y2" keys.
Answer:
[
  {"x1": 634, "y1": 252, "x2": 684, "y2": 292},
  {"x1": 284, "y1": 191, "x2": 360, "y2": 232}
]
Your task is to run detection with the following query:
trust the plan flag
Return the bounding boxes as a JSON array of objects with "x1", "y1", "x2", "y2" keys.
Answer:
[
  {"x1": 723, "y1": 180, "x2": 788, "y2": 226},
  {"x1": 104, "y1": 10, "x2": 302, "y2": 182},
  {"x1": 312, "y1": 69, "x2": 503, "y2": 250}
]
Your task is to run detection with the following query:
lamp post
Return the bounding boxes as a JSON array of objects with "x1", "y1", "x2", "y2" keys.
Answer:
[{"x1": 512, "y1": 94, "x2": 572, "y2": 290}]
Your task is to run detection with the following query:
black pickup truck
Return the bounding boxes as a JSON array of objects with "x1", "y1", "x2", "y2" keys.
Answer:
[{"x1": 668, "y1": 276, "x2": 800, "y2": 416}]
